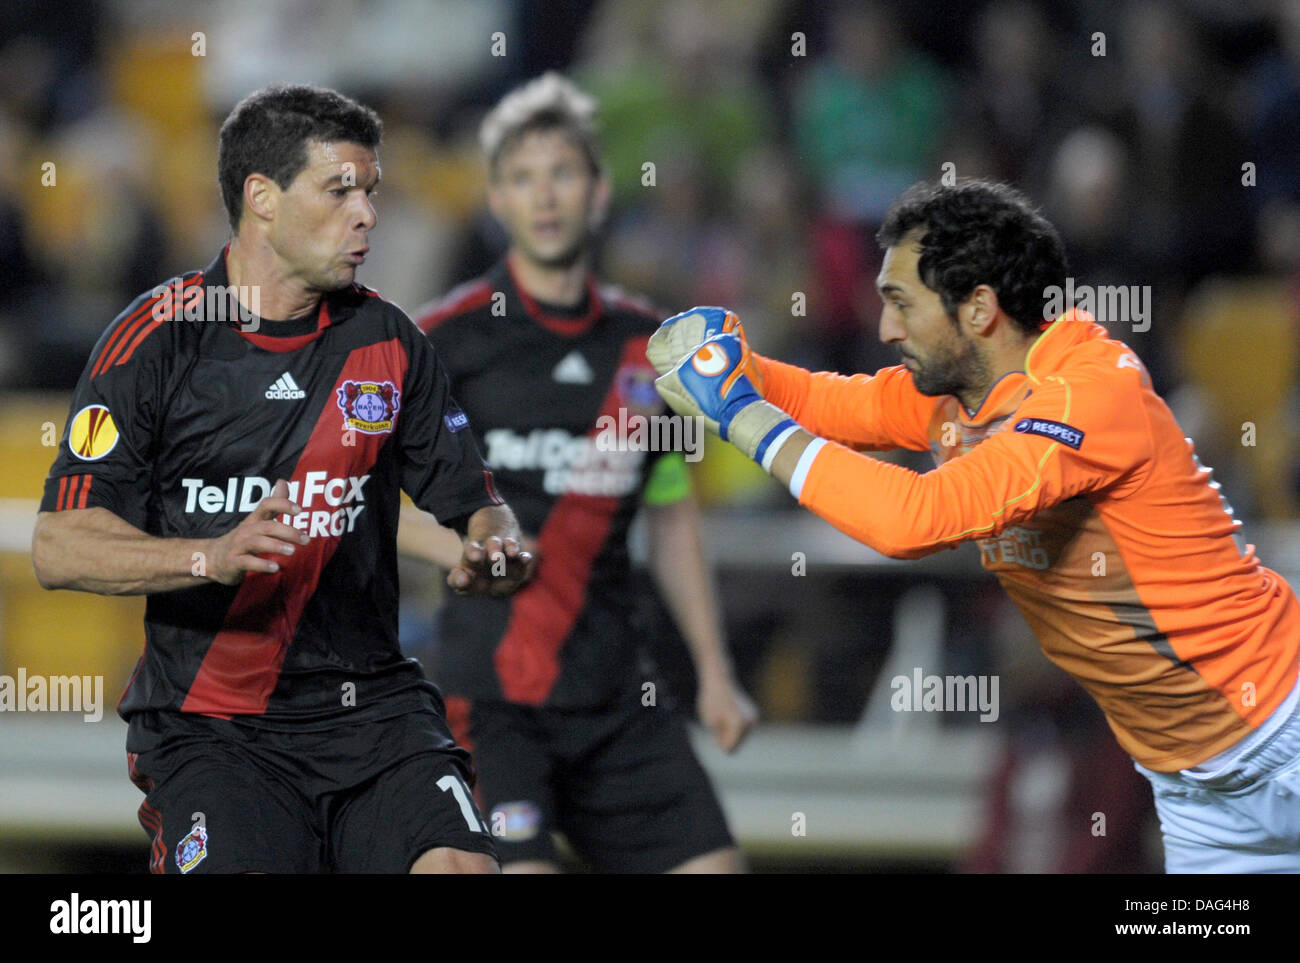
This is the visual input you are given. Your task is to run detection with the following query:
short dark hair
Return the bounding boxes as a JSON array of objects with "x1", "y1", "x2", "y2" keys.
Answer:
[
  {"x1": 876, "y1": 180, "x2": 1069, "y2": 335},
  {"x1": 218, "y1": 84, "x2": 383, "y2": 230}
]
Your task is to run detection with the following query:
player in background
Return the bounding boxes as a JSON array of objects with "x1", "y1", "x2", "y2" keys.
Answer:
[
  {"x1": 401, "y1": 73, "x2": 755, "y2": 873},
  {"x1": 32, "y1": 84, "x2": 531, "y2": 874},
  {"x1": 649, "y1": 180, "x2": 1300, "y2": 873}
]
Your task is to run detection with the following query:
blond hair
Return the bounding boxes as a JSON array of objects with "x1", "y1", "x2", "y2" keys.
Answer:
[{"x1": 479, "y1": 72, "x2": 602, "y2": 178}]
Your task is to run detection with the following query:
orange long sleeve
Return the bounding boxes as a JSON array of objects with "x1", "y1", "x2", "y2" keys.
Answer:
[
  {"x1": 755, "y1": 318, "x2": 1300, "y2": 771},
  {"x1": 755, "y1": 354, "x2": 941, "y2": 453},
  {"x1": 796, "y1": 355, "x2": 1152, "y2": 558}
]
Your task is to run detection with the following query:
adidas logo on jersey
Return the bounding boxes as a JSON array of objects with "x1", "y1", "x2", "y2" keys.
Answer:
[
  {"x1": 552, "y1": 351, "x2": 594, "y2": 384},
  {"x1": 265, "y1": 373, "x2": 306, "y2": 400}
]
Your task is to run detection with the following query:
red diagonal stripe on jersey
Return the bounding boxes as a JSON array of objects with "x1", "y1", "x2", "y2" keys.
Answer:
[
  {"x1": 444, "y1": 695, "x2": 473, "y2": 753},
  {"x1": 109, "y1": 279, "x2": 197, "y2": 372},
  {"x1": 483, "y1": 470, "x2": 502, "y2": 505},
  {"x1": 115, "y1": 313, "x2": 171, "y2": 368},
  {"x1": 139, "y1": 800, "x2": 166, "y2": 874},
  {"x1": 493, "y1": 336, "x2": 650, "y2": 705},
  {"x1": 94, "y1": 276, "x2": 201, "y2": 378},
  {"x1": 127, "y1": 750, "x2": 154, "y2": 791},
  {"x1": 56, "y1": 475, "x2": 69, "y2": 511},
  {"x1": 181, "y1": 337, "x2": 409, "y2": 716},
  {"x1": 413, "y1": 279, "x2": 494, "y2": 335},
  {"x1": 442, "y1": 696, "x2": 486, "y2": 802},
  {"x1": 76, "y1": 474, "x2": 92, "y2": 508},
  {"x1": 64, "y1": 474, "x2": 83, "y2": 510},
  {"x1": 92, "y1": 296, "x2": 160, "y2": 379}
]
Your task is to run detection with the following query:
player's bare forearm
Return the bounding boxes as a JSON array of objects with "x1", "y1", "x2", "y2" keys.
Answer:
[
  {"x1": 397, "y1": 501, "x2": 464, "y2": 568},
  {"x1": 34, "y1": 478, "x2": 311, "y2": 593},
  {"x1": 647, "y1": 497, "x2": 757, "y2": 751},
  {"x1": 770, "y1": 429, "x2": 818, "y2": 490},
  {"x1": 32, "y1": 508, "x2": 216, "y2": 595},
  {"x1": 646, "y1": 497, "x2": 731, "y2": 681}
]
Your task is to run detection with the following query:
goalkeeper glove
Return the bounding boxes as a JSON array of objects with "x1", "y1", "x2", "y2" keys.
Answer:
[
  {"x1": 655, "y1": 332, "x2": 799, "y2": 471},
  {"x1": 647, "y1": 307, "x2": 764, "y2": 394}
]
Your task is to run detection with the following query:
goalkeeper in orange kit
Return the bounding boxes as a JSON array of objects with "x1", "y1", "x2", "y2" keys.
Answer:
[{"x1": 649, "y1": 179, "x2": 1300, "y2": 874}]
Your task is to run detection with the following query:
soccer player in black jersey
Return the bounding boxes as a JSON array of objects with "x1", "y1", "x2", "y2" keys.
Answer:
[
  {"x1": 401, "y1": 74, "x2": 755, "y2": 873},
  {"x1": 32, "y1": 84, "x2": 532, "y2": 874}
]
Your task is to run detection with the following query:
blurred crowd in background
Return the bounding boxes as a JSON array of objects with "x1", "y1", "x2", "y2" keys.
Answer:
[
  {"x1": 17, "y1": 0, "x2": 1300, "y2": 872},
  {"x1": 4, "y1": 0, "x2": 1300, "y2": 519}
]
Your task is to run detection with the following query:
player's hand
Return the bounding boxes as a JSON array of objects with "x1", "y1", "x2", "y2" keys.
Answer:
[
  {"x1": 520, "y1": 534, "x2": 541, "y2": 567},
  {"x1": 647, "y1": 307, "x2": 761, "y2": 393},
  {"x1": 697, "y1": 676, "x2": 758, "y2": 753},
  {"x1": 656, "y1": 333, "x2": 795, "y2": 466},
  {"x1": 655, "y1": 333, "x2": 760, "y2": 433},
  {"x1": 446, "y1": 535, "x2": 535, "y2": 597},
  {"x1": 206, "y1": 478, "x2": 309, "y2": 584}
]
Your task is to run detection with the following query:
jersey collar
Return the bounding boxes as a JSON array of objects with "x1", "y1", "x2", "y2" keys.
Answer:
[
  {"x1": 199, "y1": 245, "x2": 363, "y2": 349},
  {"x1": 959, "y1": 309, "x2": 1108, "y2": 422},
  {"x1": 1025, "y1": 308, "x2": 1110, "y2": 383},
  {"x1": 502, "y1": 254, "x2": 603, "y2": 337},
  {"x1": 962, "y1": 370, "x2": 1030, "y2": 423}
]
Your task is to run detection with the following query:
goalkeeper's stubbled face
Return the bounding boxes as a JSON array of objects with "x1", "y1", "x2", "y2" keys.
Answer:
[
  {"x1": 876, "y1": 237, "x2": 985, "y2": 399},
  {"x1": 488, "y1": 128, "x2": 606, "y2": 270}
]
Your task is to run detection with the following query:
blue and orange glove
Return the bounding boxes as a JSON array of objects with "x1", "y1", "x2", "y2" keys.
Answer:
[
  {"x1": 655, "y1": 332, "x2": 800, "y2": 471},
  {"x1": 647, "y1": 307, "x2": 763, "y2": 395}
]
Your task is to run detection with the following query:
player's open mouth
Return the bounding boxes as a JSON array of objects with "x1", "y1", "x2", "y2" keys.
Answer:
[{"x1": 346, "y1": 249, "x2": 368, "y2": 264}]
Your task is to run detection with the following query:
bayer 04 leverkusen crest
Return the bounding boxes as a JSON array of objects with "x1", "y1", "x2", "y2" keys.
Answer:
[{"x1": 337, "y1": 380, "x2": 401, "y2": 435}]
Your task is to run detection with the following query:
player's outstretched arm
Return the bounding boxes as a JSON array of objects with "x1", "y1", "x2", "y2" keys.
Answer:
[
  {"x1": 397, "y1": 501, "x2": 466, "y2": 568},
  {"x1": 399, "y1": 501, "x2": 542, "y2": 581},
  {"x1": 444, "y1": 504, "x2": 535, "y2": 597},
  {"x1": 658, "y1": 334, "x2": 1147, "y2": 558},
  {"x1": 32, "y1": 479, "x2": 310, "y2": 594},
  {"x1": 648, "y1": 306, "x2": 936, "y2": 452},
  {"x1": 646, "y1": 495, "x2": 757, "y2": 752}
]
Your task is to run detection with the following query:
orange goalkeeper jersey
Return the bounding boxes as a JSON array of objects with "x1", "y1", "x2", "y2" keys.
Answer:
[{"x1": 758, "y1": 312, "x2": 1300, "y2": 771}]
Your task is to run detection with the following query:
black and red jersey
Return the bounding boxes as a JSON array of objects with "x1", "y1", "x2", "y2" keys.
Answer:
[
  {"x1": 414, "y1": 258, "x2": 670, "y2": 708},
  {"x1": 39, "y1": 248, "x2": 502, "y2": 730}
]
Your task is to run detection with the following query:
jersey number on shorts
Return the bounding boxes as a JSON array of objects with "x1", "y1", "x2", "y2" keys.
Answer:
[{"x1": 437, "y1": 774, "x2": 486, "y2": 833}]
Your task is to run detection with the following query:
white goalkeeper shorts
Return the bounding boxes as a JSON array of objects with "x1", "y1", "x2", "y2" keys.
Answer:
[{"x1": 1134, "y1": 673, "x2": 1300, "y2": 873}]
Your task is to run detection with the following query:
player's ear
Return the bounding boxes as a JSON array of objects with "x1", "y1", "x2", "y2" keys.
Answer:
[
  {"x1": 964, "y1": 284, "x2": 1001, "y2": 337},
  {"x1": 243, "y1": 172, "x2": 277, "y2": 225}
]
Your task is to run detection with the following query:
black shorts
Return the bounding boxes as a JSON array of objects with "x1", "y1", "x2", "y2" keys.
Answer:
[
  {"x1": 125, "y1": 708, "x2": 498, "y2": 873},
  {"x1": 447, "y1": 691, "x2": 734, "y2": 873}
]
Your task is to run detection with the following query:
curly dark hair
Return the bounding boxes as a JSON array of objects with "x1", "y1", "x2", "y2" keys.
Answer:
[
  {"x1": 876, "y1": 180, "x2": 1069, "y2": 335},
  {"x1": 218, "y1": 84, "x2": 383, "y2": 230}
]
